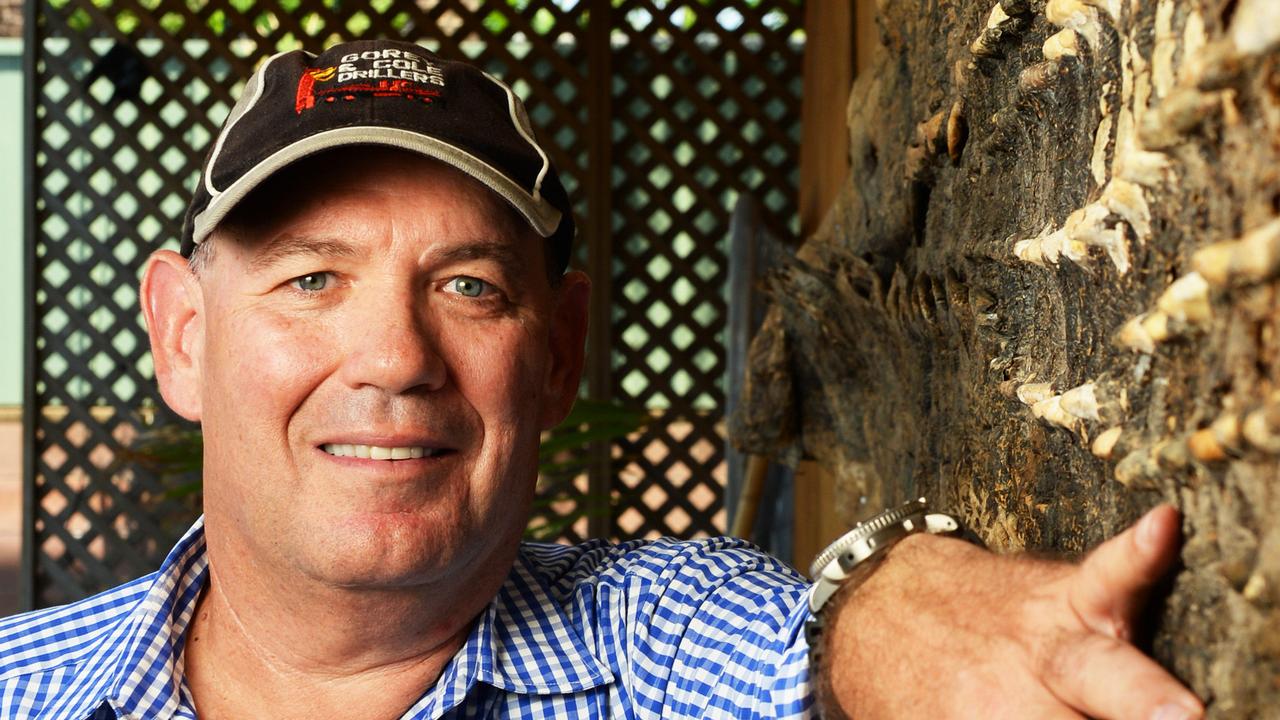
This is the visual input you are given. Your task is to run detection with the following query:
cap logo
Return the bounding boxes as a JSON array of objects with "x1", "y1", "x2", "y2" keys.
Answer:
[
  {"x1": 187, "y1": 41, "x2": 573, "y2": 264},
  {"x1": 294, "y1": 48, "x2": 446, "y2": 115}
]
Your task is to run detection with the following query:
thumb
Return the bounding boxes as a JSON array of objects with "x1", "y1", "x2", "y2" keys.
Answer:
[{"x1": 1068, "y1": 504, "x2": 1183, "y2": 639}]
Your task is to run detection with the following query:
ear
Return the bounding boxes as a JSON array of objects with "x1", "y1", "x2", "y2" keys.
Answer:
[
  {"x1": 140, "y1": 250, "x2": 205, "y2": 421},
  {"x1": 539, "y1": 270, "x2": 591, "y2": 430}
]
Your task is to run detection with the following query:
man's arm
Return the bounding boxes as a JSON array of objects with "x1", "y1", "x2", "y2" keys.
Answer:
[{"x1": 820, "y1": 505, "x2": 1204, "y2": 719}]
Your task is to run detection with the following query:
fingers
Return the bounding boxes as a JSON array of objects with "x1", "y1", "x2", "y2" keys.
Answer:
[
  {"x1": 1038, "y1": 632, "x2": 1203, "y2": 720},
  {"x1": 1069, "y1": 505, "x2": 1183, "y2": 635},
  {"x1": 1054, "y1": 506, "x2": 1203, "y2": 719}
]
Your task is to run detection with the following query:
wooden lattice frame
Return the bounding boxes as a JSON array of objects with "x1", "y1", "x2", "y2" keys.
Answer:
[
  {"x1": 24, "y1": 0, "x2": 804, "y2": 608},
  {"x1": 607, "y1": 0, "x2": 803, "y2": 540}
]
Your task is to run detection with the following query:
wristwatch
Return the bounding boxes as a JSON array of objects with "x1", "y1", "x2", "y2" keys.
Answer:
[{"x1": 804, "y1": 498, "x2": 967, "y2": 674}]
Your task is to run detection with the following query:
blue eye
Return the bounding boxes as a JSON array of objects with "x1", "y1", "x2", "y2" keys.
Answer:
[
  {"x1": 292, "y1": 273, "x2": 329, "y2": 291},
  {"x1": 450, "y1": 276, "x2": 487, "y2": 297}
]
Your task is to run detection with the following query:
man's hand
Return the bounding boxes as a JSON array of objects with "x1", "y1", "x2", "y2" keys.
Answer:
[{"x1": 825, "y1": 504, "x2": 1204, "y2": 720}]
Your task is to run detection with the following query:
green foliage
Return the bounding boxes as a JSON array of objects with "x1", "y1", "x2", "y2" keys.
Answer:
[
  {"x1": 522, "y1": 399, "x2": 650, "y2": 540},
  {"x1": 537, "y1": 399, "x2": 647, "y2": 466},
  {"x1": 55, "y1": 0, "x2": 801, "y2": 41},
  {"x1": 119, "y1": 398, "x2": 648, "y2": 540},
  {"x1": 483, "y1": 10, "x2": 509, "y2": 35},
  {"x1": 530, "y1": 7, "x2": 556, "y2": 34}
]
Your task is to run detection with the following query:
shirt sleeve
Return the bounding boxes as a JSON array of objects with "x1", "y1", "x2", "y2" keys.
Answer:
[{"x1": 600, "y1": 538, "x2": 815, "y2": 719}]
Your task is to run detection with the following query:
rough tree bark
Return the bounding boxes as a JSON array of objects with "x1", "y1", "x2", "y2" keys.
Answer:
[{"x1": 734, "y1": 0, "x2": 1280, "y2": 715}]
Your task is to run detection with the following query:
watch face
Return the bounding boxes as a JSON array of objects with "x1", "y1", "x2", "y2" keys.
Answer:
[
  {"x1": 808, "y1": 498, "x2": 929, "y2": 579},
  {"x1": 807, "y1": 500, "x2": 967, "y2": 616}
]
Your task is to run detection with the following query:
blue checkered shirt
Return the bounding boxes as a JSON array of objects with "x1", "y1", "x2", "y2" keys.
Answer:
[{"x1": 0, "y1": 519, "x2": 814, "y2": 718}]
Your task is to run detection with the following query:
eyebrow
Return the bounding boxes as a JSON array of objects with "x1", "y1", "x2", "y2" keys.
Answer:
[
  {"x1": 245, "y1": 232, "x2": 535, "y2": 279},
  {"x1": 429, "y1": 237, "x2": 533, "y2": 280},
  {"x1": 247, "y1": 235, "x2": 364, "y2": 273}
]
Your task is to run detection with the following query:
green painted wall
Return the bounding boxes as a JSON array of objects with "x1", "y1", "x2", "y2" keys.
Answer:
[{"x1": 0, "y1": 38, "x2": 22, "y2": 407}]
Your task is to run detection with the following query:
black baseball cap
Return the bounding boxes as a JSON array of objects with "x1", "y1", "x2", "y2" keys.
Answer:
[{"x1": 180, "y1": 39, "x2": 574, "y2": 273}]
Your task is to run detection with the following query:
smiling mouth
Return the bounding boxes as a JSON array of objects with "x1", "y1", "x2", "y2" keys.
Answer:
[{"x1": 321, "y1": 443, "x2": 449, "y2": 460}]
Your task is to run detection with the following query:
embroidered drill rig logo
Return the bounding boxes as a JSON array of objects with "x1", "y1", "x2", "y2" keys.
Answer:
[{"x1": 295, "y1": 48, "x2": 445, "y2": 114}]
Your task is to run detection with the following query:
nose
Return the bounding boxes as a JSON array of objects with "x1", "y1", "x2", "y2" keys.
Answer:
[{"x1": 338, "y1": 288, "x2": 447, "y2": 394}]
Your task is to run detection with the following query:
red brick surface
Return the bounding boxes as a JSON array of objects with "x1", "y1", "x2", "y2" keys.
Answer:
[
  {"x1": 0, "y1": 421, "x2": 22, "y2": 617},
  {"x1": 0, "y1": 0, "x2": 19, "y2": 38}
]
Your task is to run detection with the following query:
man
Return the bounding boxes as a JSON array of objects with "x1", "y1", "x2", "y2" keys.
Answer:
[{"x1": 0, "y1": 40, "x2": 1204, "y2": 719}]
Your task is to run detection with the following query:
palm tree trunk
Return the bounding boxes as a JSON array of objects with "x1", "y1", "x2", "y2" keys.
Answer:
[{"x1": 734, "y1": 1, "x2": 1280, "y2": 713}]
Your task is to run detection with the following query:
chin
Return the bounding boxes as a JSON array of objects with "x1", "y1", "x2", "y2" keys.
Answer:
[{"x1": 301, "y1": 509, "x2": 495, "y2": 589}]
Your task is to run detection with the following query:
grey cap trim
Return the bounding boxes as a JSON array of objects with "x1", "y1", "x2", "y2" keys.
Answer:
[
  {"x1": 481, "y1": 70, "x2": 550, "y2": 203},
  {"x1": 190, "y1": 126, "x2": 565, "y2": 247},
  {"x1": 204, "y1": 50, "x2": 293, "y2": 200}
]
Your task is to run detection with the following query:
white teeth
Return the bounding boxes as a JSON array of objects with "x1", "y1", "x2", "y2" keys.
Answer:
[{"x1": 322, "y1": 444, "x2": 438, "y2": 460}]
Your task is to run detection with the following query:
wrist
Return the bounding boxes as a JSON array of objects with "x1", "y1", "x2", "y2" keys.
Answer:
[
  {"x1": 810, "y1": 553, "x2": 890, "y2": 720},
  {"x1": 805, "y1": 499, "x2": 971, "y2": 717}
]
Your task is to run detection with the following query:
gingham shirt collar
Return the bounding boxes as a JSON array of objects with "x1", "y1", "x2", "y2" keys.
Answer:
[
  {"x1": 53, "y1": 518, "x2": 613, "y2": 720},
  {"x1": 401, "y1": 549, "x2": 614, "y2": 718}
]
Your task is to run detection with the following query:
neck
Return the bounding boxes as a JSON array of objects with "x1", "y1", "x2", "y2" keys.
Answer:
[{"x1": 183, "y1": 528, "x2": 517, "y2": 720}]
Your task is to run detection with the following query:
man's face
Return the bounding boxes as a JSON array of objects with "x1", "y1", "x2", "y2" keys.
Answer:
[{"x1": 149, "y1": 150, "x2": 588, "y2": 590}]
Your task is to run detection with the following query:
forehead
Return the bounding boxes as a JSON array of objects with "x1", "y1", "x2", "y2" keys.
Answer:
[{"x1": 213, "y1": 148, "x2": 531, "y2": 251}]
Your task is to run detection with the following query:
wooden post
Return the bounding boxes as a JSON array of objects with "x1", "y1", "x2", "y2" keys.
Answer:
[
  {"x1": 586, "y1": 0, "x2": 615, "y2": 539},
  {"x1": 854, "y1": 0, "x2": 878, "y2": 82},
  {"x1": 797, "y1": 0, "x2": 854, "y2": 238},
  {"x1": 730, "y1": 453, "x2": 769, "y2": 539},
  {"x1": 791, "y1": 0, "x2": 856, "y2": 566},
  {"x1": 791, "y1": 460, "x2": 846, "y2": 570}
]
